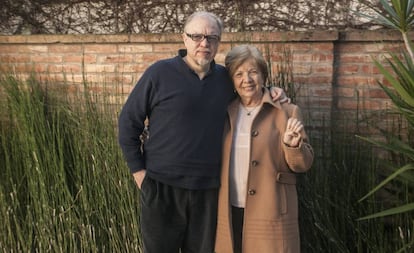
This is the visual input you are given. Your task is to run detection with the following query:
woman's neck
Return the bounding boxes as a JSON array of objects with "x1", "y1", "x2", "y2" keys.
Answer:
[{"x1": 240, "y1": 90, "x2": 263, "y2": 107}]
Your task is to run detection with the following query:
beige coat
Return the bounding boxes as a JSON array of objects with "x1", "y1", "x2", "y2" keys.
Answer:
[{"x1": 215, "y1": 89, "x2": 314, "y2": 253}]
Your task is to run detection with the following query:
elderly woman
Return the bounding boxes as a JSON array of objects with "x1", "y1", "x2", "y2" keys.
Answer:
[{"x1": 215, "y1": 45, "x2": 314, "y2": 253}]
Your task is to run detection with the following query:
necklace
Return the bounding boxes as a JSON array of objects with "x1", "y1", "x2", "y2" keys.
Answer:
[{"x1": 242, "y1": 104, "x2": 259, "y2": 116}]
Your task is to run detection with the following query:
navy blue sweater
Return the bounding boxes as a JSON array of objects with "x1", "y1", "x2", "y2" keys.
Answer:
[{"x1": 118, "y1": 50, "x2": 234, "y2": 189}]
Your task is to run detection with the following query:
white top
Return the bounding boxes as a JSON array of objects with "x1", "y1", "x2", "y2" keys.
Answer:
[{"x1": 229, "y1": 103, "x2": 261, "y2": 208}]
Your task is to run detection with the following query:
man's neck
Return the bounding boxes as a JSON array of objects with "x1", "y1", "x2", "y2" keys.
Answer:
[{"x1": 184, "y1": 56, "x2": 210, "y2": 80}]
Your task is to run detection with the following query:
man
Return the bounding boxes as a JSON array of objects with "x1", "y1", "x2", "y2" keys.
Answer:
[{"x1": 118, "y1": 11, "x2": 286, "y2": 253}]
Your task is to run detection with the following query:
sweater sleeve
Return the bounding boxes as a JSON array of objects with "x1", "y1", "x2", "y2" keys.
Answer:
[{"x1": 118, "y1": 68, "x2": 155, "y2": 173}]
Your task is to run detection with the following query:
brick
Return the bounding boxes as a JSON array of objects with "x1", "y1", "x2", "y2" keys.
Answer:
[
  {"x1": 117, "y1": 64, "x2": 148, "y2": 73},
  {"x1": 289, "y1": 43, "x2": 312, "y2": 52},
  {"x1": 142, "y1": 53, "x2": 174, "y2": 63},
  {"x1": 0, "y1": 45, "x2": 48, "y2": 53},
  {"x1": 0, "y1": 55, "x2": 30, "y2": 63},
  {"x1": 336, "y1": 76, "x2": 377, "y2": 86},
  {"x1": 152, "y1": 44, "x2": 182, "y2": 53},
  {"x1": 291, "y1": 65, "x2": 311, "y2": 75},
  {"x1": 337, "y1": 43, "x2": 365, "y2": 53},
  {"x1": 31, "y1": 55, "x2": 63, "y2": 63},
  {"x1": 64, "y1": 74, "x2": 87, "y2": 84},
  {"x1": 214, "y1": 54, "x2": 226, "y2": 65},
  {"x1": 334, "y1": 87, "x2": 357, "y2": 98},
  {"x1": 367, "y1": 88, "x2": 389, "y2": 99},
  {"x1": 304, "y1": 76, "x2": 333, "y2": 84},
  {"x1": 336, "y1": 99, "x2": 359, "y2": 110},
  {"x1": 217, "y1": 43, "x2": 232, "y2": 53},
  {"x1": 9, "y1": 63, "x2": 48, "y2": 73},
  {"x1": 48, "y1": 64, "x2": 82, "y2": 73},
  {"x1": 63, "y1": 54, "x2": 97, "y2": 64},
  {"x1": 311, "y1": 53, "x2": 334, "y2": 62},
  {"x1": 292, "y1": 54, "x2": 313, "y2": 62},
  {"x1": 337, "y1": 65, "x2": 360, "y2": 75},
  {"x1": 309, "y1": 87, "x2": 332, "y2": 96},
  {"x1": 98, "y1": 54, "x2": 133, "y2": 64},
  {"x1": 339, "y1": 54, "x2": 373, "y2": 63},
  {"x1": 311, "y1": 43, "x2": 334, "y2": 51},
  {"x1": 129, "y1": 33, "x2": 181, "y2": 43},
  {"x1": 360, "y1": 100, "x2": 383, "y2": 110},
  {"x1": 313, "y1": 65, "x2": 333, "y2": 74},
  {"x1": 118, "y1": 44, "x2": 153, "y2": 53},
  {"x1": 361, "y1": 65, "x2": 382, "y2": 75},
  {"x1": 363, "y1": 43, "x2": 386, "y2": 53},
  {"x1": 84, "y1": 64, "x2": 116, "y2": 73},
  {"x1": 84, "y1": 44, "x2": 117, "y2": 53},
  {"x1": 48, "y1": 44, "x2": 82, "y2": 53}
]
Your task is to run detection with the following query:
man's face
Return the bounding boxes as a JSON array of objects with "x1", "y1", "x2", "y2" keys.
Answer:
[{"x1": 183, "y1": 17, "x2": 221, "y2": 68}]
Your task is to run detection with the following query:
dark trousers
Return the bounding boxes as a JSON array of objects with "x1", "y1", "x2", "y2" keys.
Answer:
[
  {"x1": 231, "y1": 206, "x2": 244, "y2": 253},
  {"x1": 140, "y1": 176, "x2": 218, "y2": 253}
]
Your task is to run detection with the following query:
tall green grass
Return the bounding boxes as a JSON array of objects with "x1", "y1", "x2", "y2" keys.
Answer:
[{"x1": 0, "y1": 74, "x2": 141, "y2": 252}]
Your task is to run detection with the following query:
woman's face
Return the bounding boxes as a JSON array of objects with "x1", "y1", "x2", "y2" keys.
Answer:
[{"x1": 232, "y1": 59, "x2": 264, "y2": 102}]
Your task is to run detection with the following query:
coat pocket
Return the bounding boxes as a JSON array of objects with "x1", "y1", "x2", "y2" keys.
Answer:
[
  {"x1": 275, "y1": 171, "x2": 296, "y2": 185},
  {"x1": 275, "y1": 172, "x2": 296, "y2": 215}
]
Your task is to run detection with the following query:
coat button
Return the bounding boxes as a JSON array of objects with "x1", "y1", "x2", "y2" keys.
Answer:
[
  {"x1": 251, "y1": 130, "x2": 259, "y2": 137},
  {"x1": 248, "y1": 189, "x2": 256, "y2": 195},
  {"x1": 251, "y1": 160, "x2": 259, "y2": 166}
]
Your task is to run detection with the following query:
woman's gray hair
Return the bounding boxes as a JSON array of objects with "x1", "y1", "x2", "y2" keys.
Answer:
[
  {"x1": 225, "y1": 45, "x2": 269, "y2": 83},
  {"x1": 184, "y1": 11, "x2": 223, "y2": 36}
]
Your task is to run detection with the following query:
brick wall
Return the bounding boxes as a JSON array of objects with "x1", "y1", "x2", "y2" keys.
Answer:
[{"x1": 0, "y1": 30, "x2": 407, "y2": 145}]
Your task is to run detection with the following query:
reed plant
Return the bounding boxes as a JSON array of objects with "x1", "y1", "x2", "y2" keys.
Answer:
[
  {"x1": 0, "y1": 74, "x2": 142, "y2": 252},
  {"x1": 299, "y1": 111, "x2": 410, "y2": 252}
]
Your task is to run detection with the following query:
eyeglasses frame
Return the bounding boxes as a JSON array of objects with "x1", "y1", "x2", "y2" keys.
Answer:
[{"x1": 185, "y1": 33, "x2": 221, "y2": 43}]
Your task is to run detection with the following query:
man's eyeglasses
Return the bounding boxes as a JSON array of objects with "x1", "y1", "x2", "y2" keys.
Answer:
[{"x1": 185, "y1": 33, "x2": 221, "y2": 43}]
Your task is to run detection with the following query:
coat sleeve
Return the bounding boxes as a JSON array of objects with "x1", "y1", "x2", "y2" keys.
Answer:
[{"x1": 282, "y1": 104, "x2": 314, "y2": 173}]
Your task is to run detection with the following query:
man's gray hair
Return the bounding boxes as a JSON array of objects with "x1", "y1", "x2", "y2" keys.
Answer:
[{"x1": 184, "y1": 11, "x2": 223, "y2": 35}]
